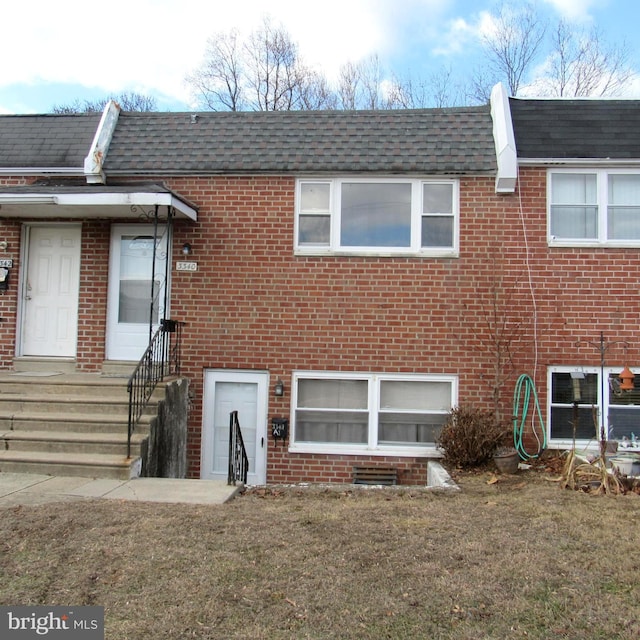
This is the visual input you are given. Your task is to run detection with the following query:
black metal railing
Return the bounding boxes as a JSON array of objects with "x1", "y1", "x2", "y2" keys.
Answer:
[
  {"x1": 228, "y1": 410, "x2": 249, "y2": 485},
  {"x1": 127, "y1": 319, "x2": 185, "y2": 458}
]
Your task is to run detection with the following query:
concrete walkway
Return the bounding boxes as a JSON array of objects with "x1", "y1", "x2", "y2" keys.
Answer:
[{"x1": 0, "y1": 472, "x2": 243, "y2": 507}]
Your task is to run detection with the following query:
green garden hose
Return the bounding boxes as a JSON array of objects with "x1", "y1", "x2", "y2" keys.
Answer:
[{"x1": 512, "y1": 374, "x2": 546, "y2": 460}]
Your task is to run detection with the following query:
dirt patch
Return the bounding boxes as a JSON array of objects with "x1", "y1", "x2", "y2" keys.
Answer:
[{"x1": 1, "y1": 464, "x2": 639, "y2": 639}]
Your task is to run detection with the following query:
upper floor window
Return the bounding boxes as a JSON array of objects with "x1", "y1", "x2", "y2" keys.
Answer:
[
  {"x1": 549, "y1": 170, "x2": 640, "y2": 246},
  {"x1": 296, "y1": 178, "x2": 459, "y2": 256}
]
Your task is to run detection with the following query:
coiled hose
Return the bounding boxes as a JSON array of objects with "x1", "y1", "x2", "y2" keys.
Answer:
[{"x1": 512, "y1": 373, "x2": 546, "y2": 460}]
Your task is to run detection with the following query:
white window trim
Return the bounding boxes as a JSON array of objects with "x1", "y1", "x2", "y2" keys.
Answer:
[
  {"x1": 289, "y1": 371, "x2": 458, "y2": 457},
  {"x1": 547, "y1": 168, "x2": 640, "y2": 247},
  {"x1": 295, "y1": 177, "x2": 460, "y2": 257},
  {"x1": 547, "y1": 366, "x2": 640, "y2": 452}
]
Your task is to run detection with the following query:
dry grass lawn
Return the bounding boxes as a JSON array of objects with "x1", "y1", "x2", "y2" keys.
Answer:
[{"x1": 1, "y1": 463, "x2": 639, "y2": 639}]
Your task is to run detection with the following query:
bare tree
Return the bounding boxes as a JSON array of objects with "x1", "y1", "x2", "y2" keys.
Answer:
[
  {"x1": 480, "y1": 2, "x2": 547, "y2": 96},
  {"x1": 297, "y1": 68, "x2": 337, "y2": 110},
  {"x1": 51, "y1": 91, "x2": 157, "y2": 114},
  {"x1": 336, "y1": 61, "x2": 361, "y2": 110},
  {"x1": 187, "y1": 17, "x2": 335, "y2": 111},
  {"x1": 186, "y1": 30, "x2": 245, "y2": 111},
  {"x1": 427, "y1": 66, "x2": 463, "y2": 108},
  {"x1": 185, "y1": 6, "x2": 636, "y2": 110},
  {"x1": 244, "y1": 17, "x2": 300, "y2": 110},
  {"x1": 336, "y1": 55, "x2": 393, "y2": 110},
  {"x1": 385, "y1": 74, "x2": 421, "y2": 109},
  {"x1": 359, "y1": 54, "x2": 385, "y2": 109},
  {"x1": 466, "y1": 67, "x2": 500, "y2": 105},
  {"x1": 541, "y1": 20, "x2": 633, "y2": 97},
  {"x1": 387, "y1": 66, "x2": 468, "y2": 109}
]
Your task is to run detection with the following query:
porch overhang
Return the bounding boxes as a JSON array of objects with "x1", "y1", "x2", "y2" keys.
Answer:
[{"x1": 0, "y1": 184, "x2": 198, "y2": 221}]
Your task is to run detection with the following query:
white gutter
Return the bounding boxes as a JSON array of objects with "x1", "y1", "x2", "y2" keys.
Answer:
[
  {"x1": 518, "y1": 158, "x2": 640, "y2": 166},
  {"x1": 490, "y1": 83, "x2": 518, "y2": 193},
  {"x1": 0, "y1": 168, "x2": 83, "y2": 176},
  {"x1": 84, "y1": 100, "x2": 120, "y2": 184}
]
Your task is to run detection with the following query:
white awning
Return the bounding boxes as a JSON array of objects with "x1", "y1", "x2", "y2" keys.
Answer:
[{"x1": 0, "y1": 184, "x2": 197, "y2": 221}]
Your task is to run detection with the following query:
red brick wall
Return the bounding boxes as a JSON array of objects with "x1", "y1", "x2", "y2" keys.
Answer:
[
  {"x1": 76, "y1": 221, "x2": 110, "y2": 371},
  {"x1": 2, "y1": 169, "x2": 639, "y2": 483},
  {"x1": 0, "y1": 178, "x2": 30, "y2": 368},
  {"x1": 165, "y1": 172, "x2": 640, "y2": 481},
  {"x1": 164, "y1": 173, "x2": 546, "y2": 480}
]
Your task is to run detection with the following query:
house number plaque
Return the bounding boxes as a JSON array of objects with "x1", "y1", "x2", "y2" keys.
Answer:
[{"x1": 176, "y1": 261, "x2": 197, "y2": 272}]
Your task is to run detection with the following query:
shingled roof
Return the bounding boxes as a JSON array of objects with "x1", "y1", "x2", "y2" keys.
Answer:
[
  {"x1": 0, "y1": 114, "x2": 101, "y2": 169},
  {"x1": 510, "y1": 97, "x2": 640, "y2": 160},
  {"x1": 103, "y1": 106, "x2": 496, "y2": 176}
]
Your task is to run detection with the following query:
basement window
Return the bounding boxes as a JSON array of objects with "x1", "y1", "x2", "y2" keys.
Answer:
[
  {"x1": 290, "y1": 372, "x2": 457, "y2": 456},
  {"x1": 548, "y1": 367, "x2": 640, "y2": 450}
]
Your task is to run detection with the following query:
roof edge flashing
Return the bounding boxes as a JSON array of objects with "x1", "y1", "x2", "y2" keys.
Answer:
[
  {"x1": 490, "y1": 83, "x2": 518, "y2": 193},
  {"x1": 84, "y1": 100, "x2": 120, "y2": 184}
]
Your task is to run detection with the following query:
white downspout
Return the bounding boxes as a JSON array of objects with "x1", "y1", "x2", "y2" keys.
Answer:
[{"x1": 490, "y1": 83, "x2": 518, "y2": 194}]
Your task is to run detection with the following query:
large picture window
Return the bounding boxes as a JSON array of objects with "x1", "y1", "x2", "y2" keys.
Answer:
[
  {"x1": 548, "y1": 367, "x2": 640, "y2": 450},
  {"x1": 296, "y1": 178, "x2": 458, "y2": 256},
  {"x1": 292, "y1": 372, "x2": 456, "y2": 454},
  {"x1": 549, "y1": 170, "x2": 640, "y2": 245}
]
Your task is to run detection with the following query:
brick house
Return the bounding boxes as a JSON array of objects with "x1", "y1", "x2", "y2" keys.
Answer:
[{"x1": 0, "y1": 84, "x2": 638, "y2": 485}]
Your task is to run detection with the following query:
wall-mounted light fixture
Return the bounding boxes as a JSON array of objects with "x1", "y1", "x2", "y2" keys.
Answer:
[
  {"x1": 274, "y1": 379, "x2": 284, "y2": 397},
  {"x1": 0, "y1": 241, "x2": 8, "y2": 251},
  {"x1": 182, "y1": 242, "x2": 193, "y2": 256}
]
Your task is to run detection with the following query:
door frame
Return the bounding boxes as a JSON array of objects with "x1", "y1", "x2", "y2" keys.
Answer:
[
  {"x1": 201, "y1": 369, "x2": 269, "y2": 485},
  {"x1": 18, "y1": 222, "x2": 82, "y2": 358}
]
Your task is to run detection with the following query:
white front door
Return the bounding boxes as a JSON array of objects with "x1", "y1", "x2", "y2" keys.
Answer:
[
  {"x1": 106, "y1": 224, "x2": 169, "y2": 361},
  {"x1": 21, "y1": 225, "x2": 81, "y2": 357},
  {"x1": 202, "y1": 370, "x2": 268, "y2": 485}
]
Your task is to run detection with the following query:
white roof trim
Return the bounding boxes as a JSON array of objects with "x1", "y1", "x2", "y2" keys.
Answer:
[
  {"x1": 490, "y1": 83, "x2": 518, "y2": 193},
  {"x1": 0, "y1": 189, "x2": 197, "y2": 221},
  {"x1": 84, "y1": 100, "x2": 120, "y2": 185},
  {"x1": 518, "y1": 158, "x2": 640, "y2": 166},
  {"x1": 0, "y1": 168, "x2": 84, "y2": 176}
]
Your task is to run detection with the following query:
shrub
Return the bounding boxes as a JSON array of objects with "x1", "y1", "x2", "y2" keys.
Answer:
[{"x1": 437, "y1": 406, "x2": 511, "y2": 469}]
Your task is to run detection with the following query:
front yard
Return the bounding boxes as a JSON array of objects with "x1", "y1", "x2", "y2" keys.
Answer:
[{"x1": 1, "y1": 463, "x2": 639, "y2": 639}]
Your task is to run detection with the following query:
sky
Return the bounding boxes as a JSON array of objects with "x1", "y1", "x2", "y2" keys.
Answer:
[{"x1": 2, "y1": 0, "x2": 640, "y2": 114}]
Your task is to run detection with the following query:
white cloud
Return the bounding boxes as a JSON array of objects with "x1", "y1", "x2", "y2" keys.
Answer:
[
  {"x1": 2, "y1": 0, "x2": 424, "y2": 104},
  {"x1": 541, "y1": 0, "x2": 606, "y2": 22},
  {"x1": 431, "y1": 10, "x2": 497, "y2": 57},
  {"x1": 1, "y1": 0, "x2": 456, "y2": 107}
]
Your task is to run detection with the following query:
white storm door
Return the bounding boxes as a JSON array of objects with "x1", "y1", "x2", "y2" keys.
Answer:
[
  {"x1": 202, "y1": 371, "x2": 268, "y2": 485},
  {"x1": 106, "y1": 224, "x2": 169, "y2": 361},
  {"x1": 22, "y1": 225, "x2": 81, "y2": 357}
]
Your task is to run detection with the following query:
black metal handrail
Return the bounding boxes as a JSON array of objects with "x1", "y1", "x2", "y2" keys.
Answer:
[
  {"x1": 228, "y1": 410, "x2": 249, "y2": 485},
  {"x1": 127, "y1": 319, "x2": 185, "y2": 458}
]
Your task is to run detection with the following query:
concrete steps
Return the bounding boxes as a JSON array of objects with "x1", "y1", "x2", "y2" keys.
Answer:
[
  {"x1": 1, "y1": 430, "x2": 148, "y2": 455},
  {"x1": 0, "y1": 371, "x2": 164, "y2": 480},
  {"x1": 0, "y1": 451, "x2": 142, "y2": 480},
  {"x1": 0, "y1": 411, "x2": 151, "y2": 433}
]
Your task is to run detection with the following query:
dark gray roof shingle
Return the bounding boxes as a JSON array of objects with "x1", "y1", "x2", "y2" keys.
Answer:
[
  {"x1": 103, "y1": 107, "x2": 496, "y2": 175},
  {"x1": 0, "y1": 114, "x2": 101, "y2": 168},
  {"x1": 510, "y1": 97, "x2": 640, "y2": 160}
]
